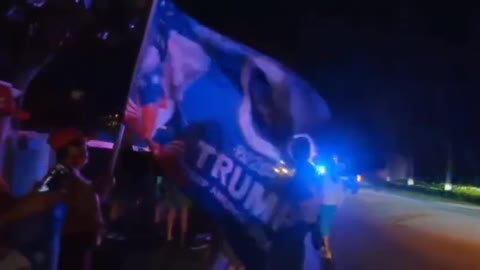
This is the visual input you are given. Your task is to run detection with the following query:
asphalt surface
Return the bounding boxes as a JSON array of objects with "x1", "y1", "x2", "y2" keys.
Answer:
[
  {"x1": 97, "y1": 188, "x2": 480, "y2": 270},
  {"x1": 314, "y1": 188, "x2": 480, "y2": 270}
]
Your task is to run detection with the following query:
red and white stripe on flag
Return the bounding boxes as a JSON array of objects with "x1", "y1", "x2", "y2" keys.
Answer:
[{"x1": 164, "y1": 140, "x2": 185, "y2": 155}]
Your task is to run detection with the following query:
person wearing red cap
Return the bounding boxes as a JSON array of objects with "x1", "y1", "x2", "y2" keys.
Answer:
[
  {"x1": 0, "y1": 81, "x2": 29, "y2": 121},
  {"x1": 0, "y1": 128, "x2": 113, "y2": 270},
  {"x1": 44, "y1": 128, "x2": 114, "y2": 270}
]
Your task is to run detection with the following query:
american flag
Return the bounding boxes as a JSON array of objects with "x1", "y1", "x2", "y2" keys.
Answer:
[
  {"x1": 163, "y1": 140, "x2": 185, "y2": 154},
  {"x1": 125, "y1": 98, "x2": 141, "y2": 121}
]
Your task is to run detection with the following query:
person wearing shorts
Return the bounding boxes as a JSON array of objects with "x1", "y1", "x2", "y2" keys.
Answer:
[
  {"x1": 320, "y1": 172, "x2": 344, "y2": 260},
  {"x1": 164, "y1": 181, "x2": 191, "y2": 246}
]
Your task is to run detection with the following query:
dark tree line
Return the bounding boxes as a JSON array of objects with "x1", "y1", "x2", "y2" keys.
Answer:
[
  {"x1": 1, "y1": 0, "x2": 480, "y2": 182},
  {"x1": 289, "y1": 2, "x2": 480, "y2": 181}
]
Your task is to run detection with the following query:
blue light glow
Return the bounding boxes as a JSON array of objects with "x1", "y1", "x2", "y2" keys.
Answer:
[{"x1": 315, "y1": 165, "x2": 327, "y2": 175}]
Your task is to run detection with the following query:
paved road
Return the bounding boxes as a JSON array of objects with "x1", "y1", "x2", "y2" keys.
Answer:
[
  {"x1": 313, "y1": 188, "x2": 480, "y2": 270},
  {"x1": 98, "y1": 188, "x2": 480, "y2": 270}
]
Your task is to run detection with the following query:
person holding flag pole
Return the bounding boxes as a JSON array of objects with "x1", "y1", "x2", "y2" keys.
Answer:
[
  {"x1": 0, "y1": 0, "x2": 160, "y2": 267},
  {"x1": 123, "y1": 0, "x2": 331, "y2": 269}
]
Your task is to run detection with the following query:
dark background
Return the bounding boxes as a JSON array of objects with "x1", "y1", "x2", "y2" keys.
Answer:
[{"x1": 1, "y1": 0, "x2": 479, "y2": 182}]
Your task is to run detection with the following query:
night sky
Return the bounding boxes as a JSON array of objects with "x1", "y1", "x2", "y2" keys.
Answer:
[
  {"x1": 178, "y1": 0, "x2": 480, "y2": 180},
  {"x1": 2, "y1": 0, "x2": 480, "y2": 181}
]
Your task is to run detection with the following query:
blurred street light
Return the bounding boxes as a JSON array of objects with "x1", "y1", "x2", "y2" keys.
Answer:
[
  {"x1": 444, "y1": 183, "x2": 453, "y2": 191},
  {"x1": 407, "y1": 178, "x2": 414, "y2": 186}
]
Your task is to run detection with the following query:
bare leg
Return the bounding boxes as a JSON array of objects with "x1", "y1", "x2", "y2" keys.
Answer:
[
  {"x1": 110, "y1": 201, "x2": 121, "y2": 222},
  {"x1": 167, "y1": 208, "x2": 177, "y2": 241},
  {"x1": 180, "y1": 207, "x2": 189, "y2": 246},
  {"x1": 323, "y1": 236, "x2": 333, "y2": 259},
  {"x1": 154, "y1": 202, "x2": 162, "y2": 224}
]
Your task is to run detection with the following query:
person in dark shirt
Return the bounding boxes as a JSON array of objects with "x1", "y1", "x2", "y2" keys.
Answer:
[
  {"x1": 265, "y1": 136, "x2": 322, "y2": 270},
  {"x1": 0, "y1": 128, "x2": 114, "y2": 270},
  {"x1": 47, "y1": 128, "x2": 116, "y2": 270}
]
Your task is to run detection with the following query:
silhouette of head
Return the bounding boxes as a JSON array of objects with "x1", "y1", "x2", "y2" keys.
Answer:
[
  {"x1": 289, "y1": 136, "x2": 312, "y2": 164},
  {"x1": 48, "y1": 128, "x2": 88, "y2": 169}
]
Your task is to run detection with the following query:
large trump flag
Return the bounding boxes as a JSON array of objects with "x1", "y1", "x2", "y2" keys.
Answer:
[{"x1": 124, "y1": 0, "x2": 330, "y2": 252}]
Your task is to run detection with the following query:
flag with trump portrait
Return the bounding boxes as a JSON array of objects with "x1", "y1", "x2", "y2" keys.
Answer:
[{"x1": 124, "y1": 0, "x2": 330, "y2": 257}]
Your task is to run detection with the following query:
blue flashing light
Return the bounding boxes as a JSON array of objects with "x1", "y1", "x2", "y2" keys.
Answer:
[{"x1": 315, "y1": 165, "x2": 327, "y2": 175}]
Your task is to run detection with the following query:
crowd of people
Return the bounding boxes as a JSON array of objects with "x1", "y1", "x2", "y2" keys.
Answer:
[
  {"x1": 0, "y1": 128, "x2": 347, "y2": 270},
  {"x1": 0, "y1": 128, "x2": 114, "y2": 270},
  {"x1": 0, "y1": 128, "x2": 214, "y2": 269},
  {"x1": 0, "y1": 0, "x2": 347, "y2": 269}
]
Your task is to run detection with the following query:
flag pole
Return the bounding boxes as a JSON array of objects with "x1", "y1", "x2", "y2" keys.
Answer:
[{"x1": 109, "y1": 0, "x2": 160, "y2": 176}]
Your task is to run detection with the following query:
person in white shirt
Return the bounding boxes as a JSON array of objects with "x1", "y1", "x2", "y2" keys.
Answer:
[{"x1": 320, "y1": 162, "x2": 345, "y2": 260}]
